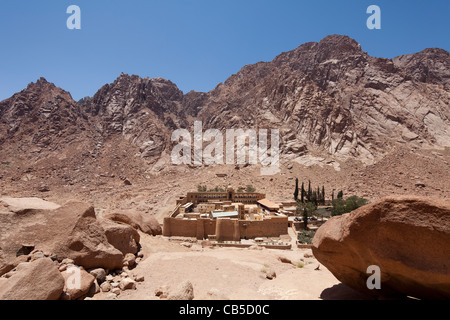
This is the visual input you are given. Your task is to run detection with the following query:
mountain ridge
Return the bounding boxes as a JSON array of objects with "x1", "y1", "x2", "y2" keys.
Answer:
[{"x1": 1, "y1": 35, "x2": 449, "y2": 173}]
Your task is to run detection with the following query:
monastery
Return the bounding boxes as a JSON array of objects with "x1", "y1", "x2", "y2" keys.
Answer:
[{"x1": 163, "y1": 188, "x2": 290, "y2": 241}]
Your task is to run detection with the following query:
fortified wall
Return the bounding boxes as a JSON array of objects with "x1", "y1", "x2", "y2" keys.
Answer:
[
  {"x1": 163, "y1": 215, "x2": 288, "y2": 241},
  {"x1": 164, "y1": 188, "x2": 289, "y2": 241}
]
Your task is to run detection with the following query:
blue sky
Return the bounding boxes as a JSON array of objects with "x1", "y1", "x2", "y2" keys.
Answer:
[{"x1": 0, "y1": 0, "x2": 448, "y2": 101}]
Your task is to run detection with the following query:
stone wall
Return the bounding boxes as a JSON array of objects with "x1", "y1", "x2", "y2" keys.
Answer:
[{"x1": 163, "y1": 216, "x2": 289, "y2": 241}]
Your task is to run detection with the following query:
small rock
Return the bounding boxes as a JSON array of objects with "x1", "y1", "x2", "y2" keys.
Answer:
[
  {"x1": 61, "y1": 258, "x2": 74, "y2": 265},
  {"x1": 155, "y1": 285, "x2": 170, "y2": 297},
  {"x1": 167, "y1": 281, "x2": 194, "y2": 300},
  {"x1": 119, "y1": 278, "x2": 136, "y2": 291},
  {"x1": 415, "y1": 181, "x2": 426, "y2": 188},
  {"x1": 89, "y1": 268, "x2": 106, "y2": 283},
  {"x1": 105, "y1": 275, "x2": 114, "y2": 282},
  {"x1": 30, "y1": 251, "x2": 45, "y2": 262},
  {"x1": 100, "y1": 281, "x2": 112, "y2": 293},
  {"x1": 111, "y1": 288, "x2": 121, "y2": 296},
  {"x1": 135, "y1": 275, "x2": 145, "y2": 282},
  {"x1": 278, "y1": 256, "x2": 293, "y2": 264},
  {"x1": 38, "y1": 185, "x2": 50, "y2": 192},
  {"x1": 123, "y1": 253, "x2": 136, "y2": 268},
  {"x1": 106, "y1": 293, "x2": 117, "y2": 300},
  {"x1": 266, "y1": 270, "x2": 276, "y2": 280},
  {"x1": 180, "y1": 242, "x2": 192, "y2": 248}
]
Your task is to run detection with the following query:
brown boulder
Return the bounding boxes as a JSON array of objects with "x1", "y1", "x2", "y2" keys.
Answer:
[
  {"x1": 0, "y1": 258, "x2": 65, "y2": 300},
  {"x1": 0, "y1": 247, "x2": 14, "y2": 276},
  {"x1": 61, "y1": 266, "x2": 96, "y2": 300},
  {"x1": 312, "y1": 196, "x2": 450, "y2": 299},
  {"x1": 104, "y1": 211, "x2": 162, "y2": 236},
  {"x1": 0, "y1": 200, "x2": 124, "y2": 275},
  {"x1": 99, "y1": 219, "x2": 140, "y2": 255}
]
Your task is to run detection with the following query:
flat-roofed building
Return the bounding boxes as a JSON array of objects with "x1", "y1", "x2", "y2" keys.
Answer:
[{"x1": 257, "y1": 199, "x2": 280, "y2": 212}]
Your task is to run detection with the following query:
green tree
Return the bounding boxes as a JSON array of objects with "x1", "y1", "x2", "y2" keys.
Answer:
[
  {"x1": 301, "y1": 182, "x2": 305, "y2": 204},
  {"x1": 322, "y1": 186, "x2": 325, "y2": 205},
  {"x1": 246, "y1": 185, "x2": 256, "y2": 192},
  {"x1": 294, "y1": 178, "x2": 299, "y2": 202},
  {"x1": 331, "y1": 195, "x2": 368, "y2": 216},
  {"x1": 337, "y1": 190, "x2": 344, "y2": 199},
  {"x1": 307, "y1": 180, "x2": 312, "y2": 202},
  {"x1": 345, "y1": 195, "x2": 369, "y2": 212},
  {"x1": 297, "y1": 201, "x2": 317, "y2": 230}
]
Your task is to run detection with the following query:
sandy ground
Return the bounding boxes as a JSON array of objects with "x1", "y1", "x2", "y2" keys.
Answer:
[{"x1": 92, "y1": 231, "x2": 372, "y2": 301}]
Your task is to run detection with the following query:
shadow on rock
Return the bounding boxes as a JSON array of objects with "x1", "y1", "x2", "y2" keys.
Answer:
[{"x1": 320, "y1": 283, "x2": 375, "y2": 300}]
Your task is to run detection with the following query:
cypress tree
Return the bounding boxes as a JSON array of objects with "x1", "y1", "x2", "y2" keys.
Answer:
[
  {"x1": 322, "y1": 186, "x2": 325, "y2": 205},
  {"x1": 307, "y1": 180, "x2": 312, "y2": 202},
  {"x1": 294, "y1": 178, "x2": 299, "y2": 202},
  {"x1": 301, "y1": 182, "x2": 305, "y2": 204}
]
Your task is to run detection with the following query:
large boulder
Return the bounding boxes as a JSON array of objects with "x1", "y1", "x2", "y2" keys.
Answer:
[
  {"x1": 0, "y1": 199, "x2": 124, "y2": 275},
  {"x1": 104, "y1": 211, "x2": 162, "y2": 236},
  {"x1": 0, "y1": 258, "x2": 65, "y2": 300},
  {"x1": 61, "y1": 266, "x2": 95, "y2": 300},
  {"x1": 312, "y1": 196, "x2": 450, "y2": 299},
  {"x1": 99, "y1": 219, "x2": 140, "y2": 255}
]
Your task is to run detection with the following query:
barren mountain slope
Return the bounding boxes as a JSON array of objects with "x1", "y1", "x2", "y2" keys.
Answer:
[{"x1": 0, "y1": 35, "x2": 449, "y2": 211}]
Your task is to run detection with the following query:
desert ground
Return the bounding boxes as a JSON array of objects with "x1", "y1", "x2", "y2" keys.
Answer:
[{"x1": 90, "y1": 232, "x2": 371, "y2": 301}]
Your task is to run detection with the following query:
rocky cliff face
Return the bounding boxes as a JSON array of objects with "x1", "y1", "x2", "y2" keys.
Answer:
[
  {"x1": 1, "y1": 35, "x2": 449, "y2": 173},
  {"x1": 0, "y1": 78, "x2": 89, "y2": 149},
  {"x1": 196, "y1": 35, "x2": 450, "y2": 165},
  {"x1": 80, "y1": 74, "x2": 189, "y2": 159}
]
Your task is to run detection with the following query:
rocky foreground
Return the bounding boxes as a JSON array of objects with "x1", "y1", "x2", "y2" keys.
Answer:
[
  {"x1": 1, "y1": 195, "x2": 449, "y2": 300},
  {"x1": 313, "y1": 196, "x2": 450, "y2": 300},
  {"x1": 0, "y1": 197, "x2": 159, "y2": 300}
]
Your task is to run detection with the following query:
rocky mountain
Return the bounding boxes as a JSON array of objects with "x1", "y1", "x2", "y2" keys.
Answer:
[
  {"x1": 0, "y1": 77, "x2": 90, "y2": 149},
  {"x1": 196, "y1": 35, "x2": 450, "y2": 166},
  {"x1": 0, "y1": 35, "x2": 449, "y2": 177},
  {"x1": 80, "y1": 74, "x2": 189, "y2": 159}
]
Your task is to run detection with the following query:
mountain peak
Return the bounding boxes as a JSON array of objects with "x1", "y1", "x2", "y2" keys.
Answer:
[
  {"x1": 26, "y1": 77, "x2": 54, "y2": 90},
  {"x1": 316, "y1": 34, "x2": 362, "y2": 56}
]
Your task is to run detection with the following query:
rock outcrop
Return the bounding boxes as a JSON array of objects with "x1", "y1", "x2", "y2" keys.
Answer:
[
  {"x1": 104, "y1": 211, "x2": 162, "y2": 236},
  {"x1": 0, "y1": 258, "x2": 65, "y2": 300},
  {"x1": 312, "y1": 195, "x2": 450, "y2": 300},
  {"x1": 100, "y1": 219, "x2": 141, "y2": 255},
  {"x1": 0, "y1": 199, "x2": 126, "y2": 274}
]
